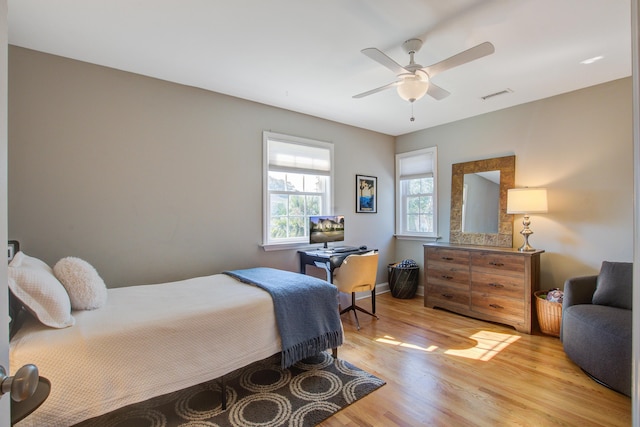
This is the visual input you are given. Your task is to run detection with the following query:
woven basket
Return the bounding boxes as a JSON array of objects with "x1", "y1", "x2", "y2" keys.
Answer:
[
  {"x1": 534, "y1": 290, "x2": 562, "y2": 337},
  {"x1": 387, "y1": 264, "x2": 419, "y2": 299}
]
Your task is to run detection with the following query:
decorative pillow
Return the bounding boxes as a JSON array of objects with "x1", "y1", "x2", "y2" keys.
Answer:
[
  {"x1": 54, "y1": 257, "x2": 107, "y2": 310},
  {"x1": 8, "y1": 251, "x2": 75, "y2": 328},
  {"x1": 592, "y1": 261, "x2": 633, "y2": 310}
]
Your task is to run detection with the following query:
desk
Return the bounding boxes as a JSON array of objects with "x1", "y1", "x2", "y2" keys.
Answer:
[
  {"x1": 298, "y1": 248, "x2": 375, "y2": 283},
  {"x1": 298, "y1": 248, "x2": 378, "y2": 314}
]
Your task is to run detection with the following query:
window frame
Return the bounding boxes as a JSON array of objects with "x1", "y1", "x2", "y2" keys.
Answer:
[
  {"x1": 262, "y1": 131, "x2": 334, "y2": 251},
  {"x1": 395, "y1": 146, "x2": 439, "y2": 240}
]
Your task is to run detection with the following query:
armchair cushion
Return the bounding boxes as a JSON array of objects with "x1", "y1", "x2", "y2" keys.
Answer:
[{"x1": 592, "y1": 261, "x2": 633, "y2": 310}]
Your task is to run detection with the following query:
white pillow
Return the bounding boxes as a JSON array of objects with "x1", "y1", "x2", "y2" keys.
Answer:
[
  {"x1": 54, "y1": 257, "x2": 107, "y2": 310},
  {"x1": 8, "y1": 251, "x2": 75, "y2": 328}
]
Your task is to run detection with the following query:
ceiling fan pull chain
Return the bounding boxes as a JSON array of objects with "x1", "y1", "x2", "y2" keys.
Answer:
[{"x1": 410, "y1": 103, "x2": 415, "y2": 122}]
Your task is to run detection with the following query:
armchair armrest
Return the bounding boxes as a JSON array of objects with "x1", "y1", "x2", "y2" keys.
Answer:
[{"x1": 563, "y1": 275, "x2": 597, "y2": 309}]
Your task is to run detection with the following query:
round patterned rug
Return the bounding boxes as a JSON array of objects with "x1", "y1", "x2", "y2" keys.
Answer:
[{"x1": 74, "y1": 352, "x2": 385, "y2": 427}]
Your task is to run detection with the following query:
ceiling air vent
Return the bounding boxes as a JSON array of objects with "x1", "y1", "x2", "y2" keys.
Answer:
[{"x1": 481, "y1": 88, "x2": 513, "y2": 101}]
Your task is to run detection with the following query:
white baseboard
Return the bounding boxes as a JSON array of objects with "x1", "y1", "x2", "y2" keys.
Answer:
[{"x1": 376, "y1": 282, "x2": 390, "y2": 294}]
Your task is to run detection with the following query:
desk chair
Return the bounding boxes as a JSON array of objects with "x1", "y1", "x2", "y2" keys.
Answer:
[{"x1": 333, "y1": 252, "x2": 379, "y2": 330}]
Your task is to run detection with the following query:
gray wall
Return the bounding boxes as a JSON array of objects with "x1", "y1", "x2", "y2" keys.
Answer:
[
  {"x1": 8, "y1": 46, "x2": 396, "y2": 287},
  {"x1": 396, "y1": 77, "x2": 634, "y2": 290},
  {"x1": 8, "y1": 46, "x2": 634, "y2": 294}
]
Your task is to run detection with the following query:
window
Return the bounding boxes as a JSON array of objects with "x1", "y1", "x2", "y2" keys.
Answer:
[
  {"x1": 395, "y1": 147, "x2": 438, "y2": 238},
  {"x1": 263, "y1": 131, "x2": 333, "y2": 249}
]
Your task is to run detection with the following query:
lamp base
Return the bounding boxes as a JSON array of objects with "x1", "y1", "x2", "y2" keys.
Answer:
[
  {"x1": 517, "y1": 240, "x2": 537, "y2": 252},
  {"x1": 518, "y1": 215, "x2": 536, "y2": 252}
]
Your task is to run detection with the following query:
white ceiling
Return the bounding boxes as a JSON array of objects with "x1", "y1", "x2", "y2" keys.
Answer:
[{"x1": 7, "y1": 0, "x2": 632, "y2": 136}]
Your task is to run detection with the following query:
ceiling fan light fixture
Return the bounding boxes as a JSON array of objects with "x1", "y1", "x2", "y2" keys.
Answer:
[{"x1": 397, "y1": 72, "x2": 429, "y2": 103}]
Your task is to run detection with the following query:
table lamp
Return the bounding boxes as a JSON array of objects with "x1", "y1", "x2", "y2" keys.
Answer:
[{"x1": 507, "y1": 188, "x2": 548, "y2": 252}]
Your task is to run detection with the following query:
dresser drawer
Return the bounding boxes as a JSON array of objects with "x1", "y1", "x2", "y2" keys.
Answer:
[
  {"x1": 471, "y1": 252, "x2": 524, "y2": 277},
  {"x1": 427, "y1": 248, "x2": 470, "y2": 265},
  {"x1": 427, "y1": 261, "x2": 470, "y2": 286},
  {"x1": 471, "y1": 292, "x2": 524, "y2": 323},
  {"x1": 427, "y1": 283, "x2": 470, "y2": 311},
  {"x1": 471, "y1": 271, "x2": 524, "y2": 299}
]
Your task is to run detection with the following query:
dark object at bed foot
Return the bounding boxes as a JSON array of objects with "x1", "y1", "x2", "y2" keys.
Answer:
[{"x1": 11, "y1": 377, "x2": 51, "y2": 425}]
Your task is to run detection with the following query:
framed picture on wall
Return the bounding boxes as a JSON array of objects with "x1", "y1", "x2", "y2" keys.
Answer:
[{"x1": 356, "y1": 174, "x2": 377, "y2": 213}]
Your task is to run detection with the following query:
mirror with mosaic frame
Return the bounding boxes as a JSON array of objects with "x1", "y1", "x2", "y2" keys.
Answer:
[{"x1": 449, "y1": 155, "x2": 515, "y2": 247}]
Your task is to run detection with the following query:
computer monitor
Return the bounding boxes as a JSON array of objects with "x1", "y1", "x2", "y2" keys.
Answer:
[{"x1": 309, "y1": 215, "x2": 345, "y2": 249}]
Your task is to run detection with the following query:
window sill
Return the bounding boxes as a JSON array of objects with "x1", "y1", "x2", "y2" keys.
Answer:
[
  {"x1": 394, "y1": 234, "x2": 442, "y2": 242},
  {"x1": 261, "y1": 242, "x2": 318, "y2": 252}
]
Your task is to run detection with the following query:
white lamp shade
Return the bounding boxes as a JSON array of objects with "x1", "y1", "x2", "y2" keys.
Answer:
[
  {"x1": 396, "y1": 72, "x2": 429, "y2": 103},
  {"x1": 507, "y1": 188, "x2": 548, "y2": 214}
]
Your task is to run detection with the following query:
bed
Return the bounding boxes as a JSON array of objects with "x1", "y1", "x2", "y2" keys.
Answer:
[{"x1": 8, "y1": 252, "x2": 343, "y2": 427}]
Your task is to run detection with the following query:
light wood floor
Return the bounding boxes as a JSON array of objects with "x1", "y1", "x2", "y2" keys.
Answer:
[{"x1": 321, "y1": 292, "x2": 632, "y2": 427}]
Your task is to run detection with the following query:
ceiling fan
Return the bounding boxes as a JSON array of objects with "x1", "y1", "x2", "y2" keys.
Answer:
[{"x1": 354, "y1": 38, "x2": 495, "y2": 103}]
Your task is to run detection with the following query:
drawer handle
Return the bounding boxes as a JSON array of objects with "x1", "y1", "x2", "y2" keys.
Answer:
[
  {"x1": 441, "y1": 256, "x2": 454, "y2": 261},
  {"x1": 489, "y1": 303, "x2": 504, "y2": 309},
  {"x1": 441, "y1": 275, "x2": 454, "y2": 280},
  {"x1": 488, "y1": 283, "x2": 504, "y2": 288},
  {"x1": 441, "y1": 293, "x2": 454, "y2": 299},
  {"x1": 489, "y1": 262, "x2": 504, "y2": 267}
]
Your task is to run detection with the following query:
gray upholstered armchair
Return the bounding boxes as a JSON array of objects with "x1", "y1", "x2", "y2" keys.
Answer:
[{"x1": 560, "y1": 261, "x2": 632, "y2": 396}]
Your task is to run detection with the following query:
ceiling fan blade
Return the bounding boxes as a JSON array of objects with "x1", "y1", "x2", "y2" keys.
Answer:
[
  {"x1": 352, "y1": 81, "x2": 400, "y2": 99},
  {"x1": 422, "y1": 41, "x2": 495, "y2": 78},
  {"x1": 426, "y1": 82, "x2": 450, "y2": 100},
  {"x1": 361, "y1": 48, "x2": 408, "y2": 75}
]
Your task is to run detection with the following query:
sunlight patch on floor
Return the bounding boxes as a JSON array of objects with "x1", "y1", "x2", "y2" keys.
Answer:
[
  {"x1": 444, "y1": 330, "x2": 520, "y2": 361},
  {"x1": 375, "y1": 336, "x2": 438, "y2": 352},
  {"x1": 375, "y1": 330, "x2": 520, "y2": 361}
]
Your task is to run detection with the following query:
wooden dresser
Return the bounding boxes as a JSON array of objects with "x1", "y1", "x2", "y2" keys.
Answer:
[{"x1": 424, "y1": 243, "x2": 544, "y2": 334}]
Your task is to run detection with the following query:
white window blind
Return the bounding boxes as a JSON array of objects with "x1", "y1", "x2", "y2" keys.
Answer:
[
  {"x1": 268, "y1": 140, "x2": 331, "y2": 175},
  {"x1": 398, "y1": 150, "x2": 434, "y2": 179}
]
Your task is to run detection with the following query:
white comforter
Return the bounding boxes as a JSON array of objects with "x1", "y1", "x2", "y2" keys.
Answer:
[{"x1": 10, "y1": 274, "x2": 281, "y2": 427}]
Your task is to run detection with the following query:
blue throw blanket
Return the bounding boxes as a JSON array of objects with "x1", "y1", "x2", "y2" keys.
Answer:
[{"x1": 224, "y1": 268, "x2": 343, "y2": 368}]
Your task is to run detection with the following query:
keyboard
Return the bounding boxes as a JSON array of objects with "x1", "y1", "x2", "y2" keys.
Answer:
[{"x1": 331, "y1": 246, "x2": 359, "y2": 253}]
